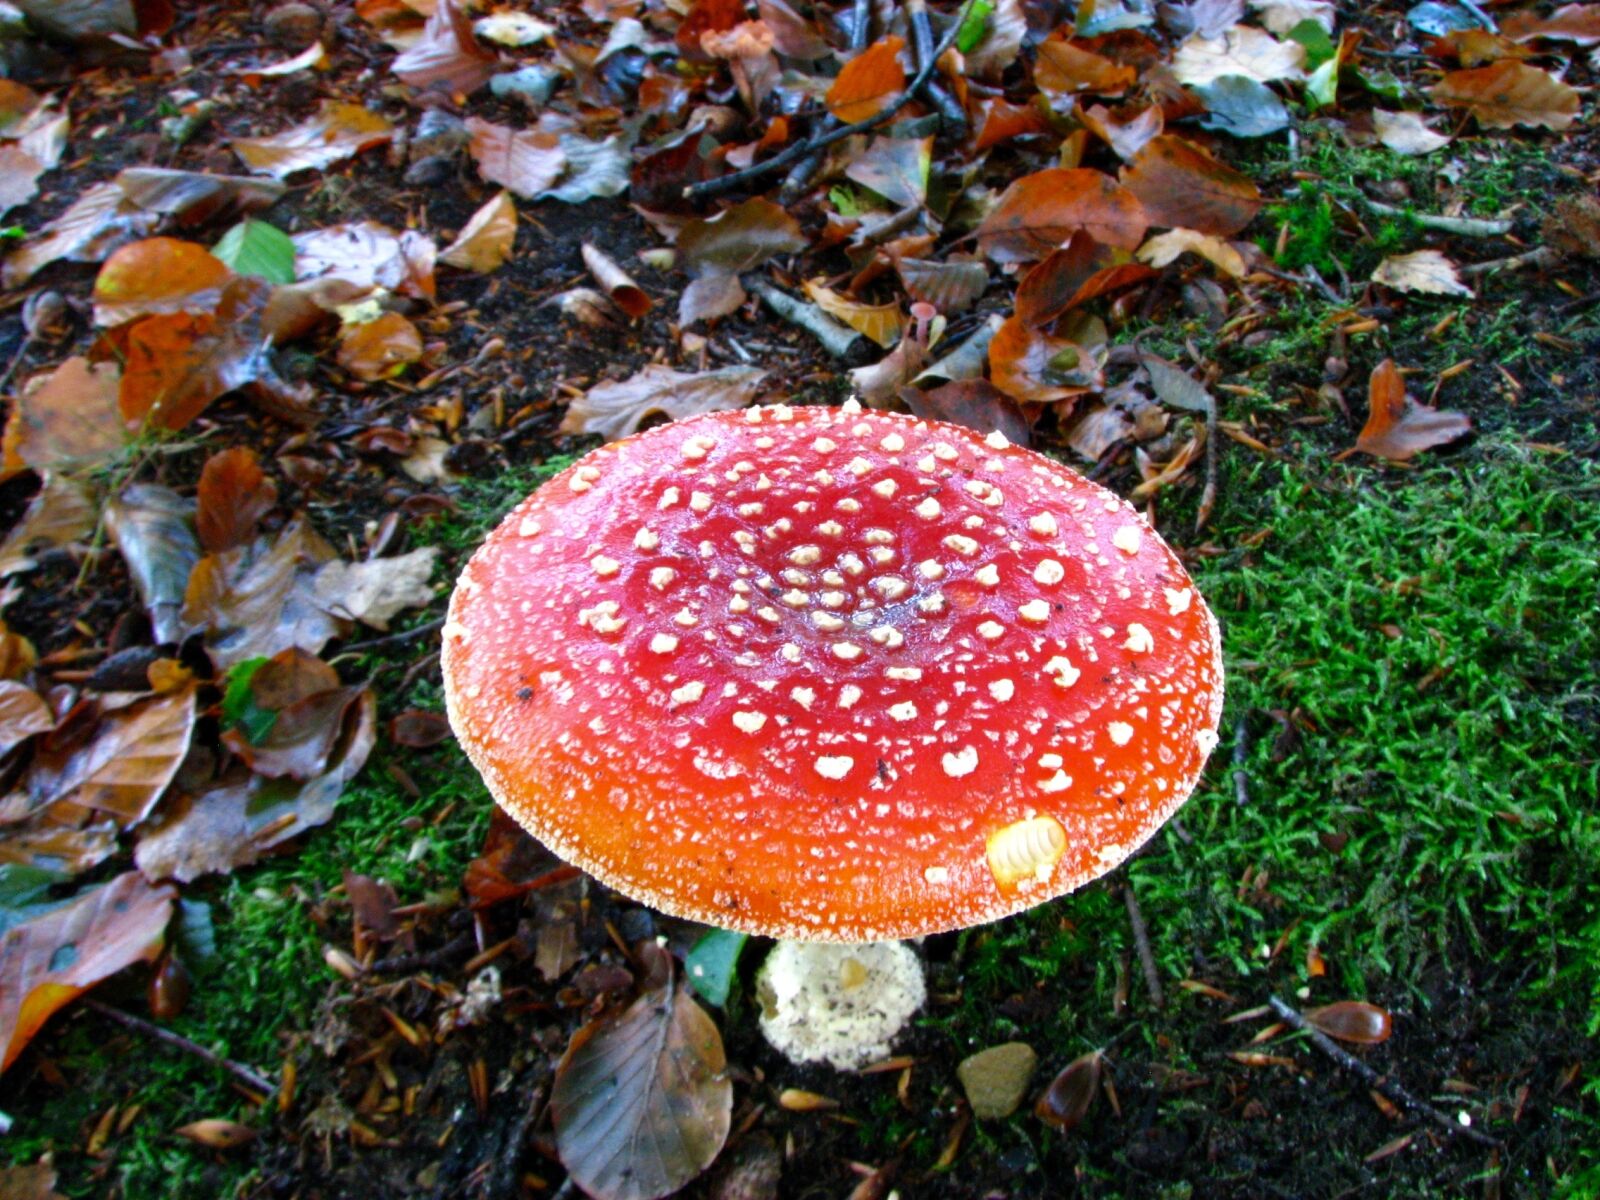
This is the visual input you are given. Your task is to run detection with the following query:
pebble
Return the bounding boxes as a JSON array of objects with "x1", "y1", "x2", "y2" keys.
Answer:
[
  {"x1": 263, "y1": 3, "x2": 321, "y2": 45},
  {"x1": 957, "y1": 1041, "x2": 1038, "y2": 1120}
]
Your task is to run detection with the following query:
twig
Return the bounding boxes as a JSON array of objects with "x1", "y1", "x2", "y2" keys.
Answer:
[
  {"x1": 686, "y1": 0, "x2": 978, "y2": 203},
  {"x1": 907, "y1": 0, "x2": 967, "y2": 137},
  {"x1": 1231, "y1": 715, "x2": 1250, "y2": 807},
  {"x1": 1266, "y1": 995, "x2": 1499, "y2": 1148},
  {"x1": 745, "y1": 277, "x2": 863, "y2": 358},
  {"x1": 779, "y1": 0, "x2": 872, "y2": 201},
  {"x1": 84, "y1": 999, "x2": 276, "y2": 1097},
  {"x1": 1361, "y1": 198, "x2": 1512, "y2": 238},
  {"x1": 1122, "y1": 882, "x2": 1164, "y2": 1009},
  {"x1": 1457, "y1": 0, "x2": 1497, "y2": 32},
  {"x1": 368, "y1": 931, "x2": 477, "y2": 975},
  {"x1": 343, "y1": 616, "x2": 446, "y2": 655},
  {"x1": 1460, "y1": 246, "x2": 1558, "y2": 277},
  {"x1": 1195, "y1": 397, "x2": 1218, "y2": 535}
]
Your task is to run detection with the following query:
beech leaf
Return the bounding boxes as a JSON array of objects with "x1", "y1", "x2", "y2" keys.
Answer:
[
  {"x1": 826, "y1": 36, "x2": 907, "y2": 123},
  {"x1": 7, "y1": 358, "x2": 128, "y2": 473},
  {"x1": 1304, "y1": 1001, "x2": 1394, "y2": 1044},
  {"x1": 392, "y1": 0, "x2": 497, "y2": 94},
  {"x1": 552, "y1": 977, "x2": 732, "y2": 1200},
  {"x1": 678, "y1": 198, "x2": 808, "y2": 275},
  {"x1": 1372, "y1": 110, "x2": 1452, "y2": 154},
  {"x1": 92, "y1": 238, "x2": 232, "y2": 328},
  {"x1": 1172, "y1": 26, "x2": 1306, "y2": 85},
  {"x1": 1370, "y1": 249, "x2": 1473, "y2": 297},
  {"x1": 310, "y1": 547, "x2": 440, "y2": 631},
  {"x1": 196, "y1": 447, "x2": 278, "y2": 555},
  {"x1": 231, "y1": 102, "x2": 394, "y2": 178},
  {"x1": 976, "y1": 168, "x2": 1149, "y2": 263},
  {"x1": 1430, "y1": 61, "x2": 1580, "y2": 131},
  {"x1": 440, "y1": 191, "x2": 518, "y2": 273},
  {"x1": 562, "y1": 365, "x2": 767, "y2": 442},
  {"x1": 1121, "y1": 135, "x2": 1261, "y2": 236},
  {"x1": 1356, "y1": 359, "x2": 1471, "y2": 461}
]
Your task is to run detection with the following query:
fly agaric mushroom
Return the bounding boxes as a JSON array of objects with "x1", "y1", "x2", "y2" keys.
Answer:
[{"x1": 443, "y1": 401, "x2": 1223, "y2": 1066}]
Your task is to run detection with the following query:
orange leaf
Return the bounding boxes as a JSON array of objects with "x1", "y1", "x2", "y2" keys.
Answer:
[
  {"x1": 1356, "y1": 359, "x2": 1471, "y2": 461},
  {"x1": 973, "y1": 97, "x2": 1051, "y2": 152},
  {"x1": 1014, "y1": 233, "x2": 1154, "y2": 327},
  {"x1": 1079, "y1": 103, "x2": 1164, "y2": 160},
  {"x1": 465, "y1": 117, "x2": 566, "y2": 197},
  {"x1": 988, "y1": 314, "x2": 1102, "y2": 403},
  {"x1": 337, "y1": 313, "x2": 424, "y2": 381},
  {"x1": 978, "y1": 168, "x2": 1147, "y2": 263},
  {"x1": 1430, "y1": 61, "x2": 1580, "y2": 130},
  {"x1": 231, "y1": 101, "x2": 393, "y2": 179},
  {"x1": 440, "y1": 190, "x2": 518, "y2": 273},
  {"x1": 1034, "y1": 32, "x2": 1137, "y2": 101},
  {"x1": 1304, "y1": 1001, "x2": 1393, "y2": 1045},
  {"x1": 1121, "y1": 135, "x2": 1261, "y2": 236},
  {"x1": 197, "y1": 447, "x2": 277, "y2": 554},
  {"x1": 0, "y1": 872, "x2": 175, "y2": 1071},
  {"x1": 827, "y1": 36, "x2": 907, "y2": 123},
  {"x1": 92, "y1": 238, "x2": 231, "y2": 327},
  {"x1": 1502, "y1": 3, "x2": 1600, "y2": 46}
]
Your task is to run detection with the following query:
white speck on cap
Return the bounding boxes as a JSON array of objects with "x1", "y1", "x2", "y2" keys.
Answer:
[
  {"x1": 733, "y1": 711, "x2": 768, "y2": 733},
  {"x1": 1164, "y1": 587, "x2": 1193, "y2": 615},
  {"x1": 649, "y1": 634, "x2": 679, "y2": 654},
  {"x1": 915, "y1": 498, "x2": 942, "y2": 520},
  {"x1": 977, "y1": 621, "x2": 1005, "y2": 641},
  {"x1": 1108, "y1": 722, "x2": 1134, "y2": 746},
  {"x1": 889, "y1": 702, "x2": 918, "y2": 721},
  {"x1": 815, "y1": 756, "x2": 854, "y2": 780},
  {"x1": 1124, "y1": 624, "x2": 1155, "y2": 654},
  {"x1": 942, "y1": 746, "x2": 979, "y2": 777},
  {"x1": 1019, "y1": 599, "x2": 1051, "y2": 623},
  {"x1": 1033, "y1": 559, "x2": 1064, "y2": 586},
  {"x1": 988, "y1": 679, "x2": 1015, "y2": 702},
  {"x1": 1112, "y1": 525, "x2": 1142, "y2": 555},
  {"x1": 591, "y1": 555, "x2": 620, "y2": 577},
  {"x1": 1028, "y1": 512, "x2": 1058, "y2": 537},
  {"x1": 669, "y1": 680, "x2": 706, "y2": 705}
]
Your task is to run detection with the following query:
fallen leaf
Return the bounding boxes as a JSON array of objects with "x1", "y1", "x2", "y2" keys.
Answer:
[
  {"x1": 227, "y1": 681, "x2": 368, "y2": 781},
  {"x1": 561, "y1": 365, "x2": 767, "y2": 441},
  {"x1": 1356, "y1": 358, "x2": 1471, "y2": 461},
  {"x1": 850, "y1": 335, "x2": 928, "y2": 405},
  {"x1": 91, "y1": 238, "x2": 232, "y2": 328},
  {"x1": 6, "y1": 358, "x2": 128, "y2": 473},
  {"x1": 439, "y1": 191, "x2": 517, "y2": 273},
  {"x1": 678, "y1": 197, "x2": 808, "y2": 274},
  {"x1": 2, "y1": 182, "x2": 158, "y2": 288},
  {"x1": 989, "y1": 315, "x2": 1103, "y2": 403},
  {"x1": 827, "y1": 36, "x2": 907, "y2": 123},
  {"x1": 197, "y1": 449, "x2": 277, "y2": 556},
  {"x1": 1034, "y1": 31, "x2": 1138, "y2": 101},
  {"x1": 1172, "y1": 26, "x2": 1306, "y2": 85},
  {"x1": 541, "y1": 133, "x2": 632, "y2": 204},
  {"x1": 135, "y1": 692, "x2": 375, "y2": 883},
  {"x1": 1078, "y1": 103, "x2": 1164, "y2": 160},
  {"x1": 1137, "y1": 227, "x2": 1246, "y2": 276},
  {"x1": 1193, "y1": 75, "x2": 1291, "y2": 137},
  {"x1": 976, "y1": 168, "x2": 1149, "y2": 263},
  {"x1": 678, "y1": 274, "x2": 747, "y2": 325},
  {"x1": 582, "y1": 244, "x2": 652, "y2": 317},
  {"x1": 0, "y1": 1159, "x2": 66, "y2": 1200},
  {"x1": 1304, "y1": 1001, "x2": 1393, "y2": 1044},
  {"x1": 1014, "y1": 234, "x2": 1155, "y2": 326},
  {"x1": 0, "y1": 684, "x2": 53, "y2": 759},
  {"x1": 465, "y1": 117, "x2": 566, "y2": 197},
  {"x1": 389, "y1": 710, "x2": 451, "y2": 748},
  {"x1": 1430, "y1": 61, "x2": 1581, "y2": 130},
  {"x1": 227, "y1": 41, "x2": 332, "y2": 77},
  {"x1": 0, "y1": 148, "x2": 44, "y2": 216},
  {"x1": 1063, "y1": 401, "x2": 1136, "y2": 461},
  {"x1": 113, "y1": 168, "x2": 286, "y2": 227},
  {"x1": 963, "y1": 0, "x2": 1027, "y2": 76},
  {"x1": 906, "y1": 380, "x2": 1034, "y2": 446},
  {"x1": 1502, "y1": 3, "x2": 1600, "y2": 45},
  {"x1": 310, "y1": 547, "x2": 439, "y2": 630},
  {"x1": 1370, "y1": 249, "x2": 1473, "y2": 297},
  {"x1": 802, "y1": 282, "x2": 904, "y2": 347},
  {"x1": 973, "y1": 96, "x2": 1052, "y2": 151},
  {"x1": 292, "y1": 221, "x2": 436, "y2": 302},
  {"x1": 1121, "y1": 135, "x2": 1260, "y2": 237},
  {"x1": 1371, "y1": 110, "x2": 1452, "y2": 154},
  {"x1": 896, "y1": 257, "x2": 990, "y2": 313},
  {"x1": 12, "y1": 0, "x2": 170, "y2": 39},
  {"x1": 173, "y1": 1120, "x2": 256, "y2": 1150},
  {"x1": 844, "y1": 136, "x2": 931, "y2": 211},
  {"x1": 337, "y1": 313, "x2": 424, "y2": 381},
  {"x1": 1035, "y1": 1049, "x2": 1103, "y2": 1132},
  {"x1": 552, "y1": 973, "x2": 732, "y2": 1200},
  {"x1": 0, "y1": 475, "x2": 96, "y2": 578},
  {"x1": 756, "y1": 0, "x2": 829, "y2": 58},
  {"x1": 1250, "y1": 0, "x2": 1334, "y2": 34},
  {"x1": 104, "y1": 484, "x2": 199, "y2": 645},
  {"x1": 210, "y1": 219, "x2": 296, "y2": 284},
  {"x1": 231, "y1": 101, "x2": 394, "y2": 178},
  {"x1": 392, "y1": 0, "x2": 497, "y2": 93}
]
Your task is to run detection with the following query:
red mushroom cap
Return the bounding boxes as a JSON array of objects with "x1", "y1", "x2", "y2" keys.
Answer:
[{"x1": 443, "y1": 403, "x2": 1223, "y2": 941}]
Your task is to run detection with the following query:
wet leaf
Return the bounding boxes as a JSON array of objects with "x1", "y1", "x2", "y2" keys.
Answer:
[
  {"x1": 232, "y1": 101, "x2": 394, "y2": 178},
  {"x1": 0, "y1": 476, "x2": 95, "y2": 580},
  {"x1": 0, "y1": 685, "x2": 53, "y2": 758},
  {"x1": 1121, "y1": 135, "x2": 1260, "y2": 236},
  {"x1": 678, "y1": 198, "x2": 808, "y2": 275},
  {"x1": 964, "y1": 0, "x2": 1027, "y2": 76},
  {"x1": 1035, "y1": 31, "x2": 1138, "y2": 100},
  {"x1": 389, "y1": 710, "x2": 451, "y2": 748},
  {"x1": 542, "y1": 133, "x2": 631, "y2": 204},
  {"x1": 227, "y1": 682, "x2": 367, "y2": 781},
  {"x1": 974, "y1": 96, "x2": 1052, "y2": 151},
  {"x1": 802, "y1": 282, "x2": 904, "y2": 347},
  {"x1": 552, "y1": 974, "x2": 732, "y2": 1200},
  {"x1": 0, "y1": 1159, "x2": 65, "y2": 1200},
  {"x1": 466, "y1": 117, "x2": 566, "y2": 197},
  {"x1": 393, "y1": 0, "x2": 497, "y2": 94},
  {"x1": 679, "y1": 274, "x2": 747, "y2": 325},
  {"x1": 844, "y1": 136, "x2": 931, "y2": 211},
  {"x1": 1304, "y1": 1001, "x2": 1393, "y2": 1045},
  {"x1": 0, "y1": 871, "x2": 175, "y2": 1071},
  {"x1": 826, "y1": 36, "x2": 907, "y2": 123},
  {"x1": 1356, "y1": 358, "x2": 1471, "y2": 461},
  {"x1": 91, "y1": 238, "x2": 232, "y2": 328},
  {"x1": 977, "y1": 168, "x2": 1148, "y2": 263},
  {"x1": 105, "y1": 485, "x2": 198, "y2": 645},
  {"x1": 685, "y1": 928, "x2": 747, "y2": 1007},
  {"x1": 1035, "y1": 1049, "x2": 1103, "y2": 1132},
  {"x1": 989, "y1": 316, "x2": 1102, "y2": 403},
  {"x1": 1371, "y1": 249, "x2": 1472, "y2": 297},
  {"x1": 1014, "y1": 235, "x2": 1155, "y2": 326},
  {"x1": 756, "y1": 0, "x2": 829, "y2": 58},
  {"x1": 1430, "y1": 61, "x2": 1580, "y2": 130},
  {"x1": 13, "y1": 0, "x2": 169, "y2": 39},
  {"x1": 134, "y1": 690, "x2": 375, "y2": 883},
  {"x1": 896, "y1": 257, "x2": 989, "y2": 313},
  {"x1": 1372, "y1": 109, "x2": 1452, "y2": 154},
  {"x1": 1172, "y1": 25, "x2": 1306, "y2": 84},
  {"x1": 908, "y1": 380, "x2": 1034, "y2": 445},
  {"x1": 1078, "y1": 103, "x2": 1164, "y2": 160},
  {"x1": 6, "y1": 358, "x2": 128, "y2": 473},
  {"x1": 310, "y1": 547, "x2": 439, "y2": 631},
  {"x1": 583, "y1": 243, "x2": 652, "y2": 317},
  {"x1": 1194, "y1": 75, "x2": 1290, "y2": 136},
  {"x1": 1251, "y1": 0, "x2": 1334, "y2": 35},
  {"x1": 562, "y1": 365, "x2": 767, "y2": 442},
  {"x1": 1137, "y1": 227, "x2": 1246, "y2": 276},
  {"x1": 439, "y1": 191, "x2": 517, "y2": 273},
  {"x1": 2, "y1": 182, "x2": 158, "y2": 288},
  {"x1": 114, "y1": 168, "x2": 285, "y2": 227},
  {"x1": 292, "y1": 221, "x2": 436, "y2": 301},
  {"x1": 337, "y1": 313, "x2": 424, "y2": 381},
  {"x1": 1503, "y1": 3, "x2": 1600, "y2": 45},
  {"x1": 211, "y1": 220, "x2": 296, "y2": 284},
  {"x1": 196, "y1": 447, "x2": 278, "y2": 555},
  {"x1": 174, "y1": 1119, "x2": 256, "y2": 1150}
]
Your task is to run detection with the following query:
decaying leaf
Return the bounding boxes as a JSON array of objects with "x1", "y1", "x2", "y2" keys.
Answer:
[
  {"x1": 232, "y1": 102, "x2": 394, "y2": 178},
  {"x1": 1503, "y1": 3, "x2": 1600, "y2": 45},
  {"x1": 1370, "y1": 249, "x2": 1473, "y2": 297},
  {"x1": 0, "y1": 871, "x2": 175, "y2": 1071},
  {"x1": 1034, "y1": 31, "x2": 1138, "y2": 101},
  {"x1": 91, "y1": 238, "x2": 232, "y2": 328},
  {"x1": 844, "y1": 136, "x2": 932, "y2": 212},
  {"x1": 541, "y1": 132, "x2": 631, "y2": 204},
  {"x1": 1356, "y1": 358, "x2": 1471, "y2": 461},
  {"x1": 561, "y1": 365, "x2": 767, "y2": 442},
  {"x1": 1014, "y1": 236, "x2": 1155, "y2": 327},
  {"x1": 0, "y1": 147, "x2": 44, "y2": 217},
  {"x1": 678, "y1": 273, "x2": 747, "y2": 326},
  {"x1": 310, "y1": 548, "x2": 439, "y2": 631},
  {"x1": 173, "y1": 1120, "x2": 257, "y2": 1150},
  {"x1": 336, "y1": 313, "x2": 424, "y2": 381},
  {"x1": 113, "y1": 168, "x2": 285, "y2": 227},
  {"x1": 583, "y1": 244, "x2": 652, "y2": 318},
  {"x1": 196, "y1": 447, "x2": 278, "y2": 555},
  {"x1": 0, "y1": 684, "x2": 54, "y2": 759},
  {"x1": 439, "y1": 191, "x2": 517, "y2": 273},
  {"x1": 105, "y1": 485, "x2": 199, "y2": 645},
  {"x1": 293, "y1": 221, "x2": 436, "y2": 302},
  {"x1": 1430, "y1": 61, "x2": 1581, "y2": 131},
  {"x1": 6, "y1": 358, "x2": 128, "y2": 474},
  {"x1": 1078, "y1": 103, "x2": 1165, "y2": 160},
  {"x1": 1122, "y1": 136, "x2": 1260, "y2": 237},
  {"x1": 977, "y1": 168, "x2": 1148, "y2": 263},
  {"x1": 1137, "y1": 227, "x2": 1246, "y2": 277},
  {"x1": 552, "y1": 973, "x2": 732, "y2": 1200},
  {"x1": 896, "y1": 257, "x2": 990, "y2": 314},
  {"x1": 1172, "y1": 26, "x2": 1306, "y2": 85},
  {"x1": 392, "y1": 0, "x2": 497, "y2": 94},
  {"x1": 1372, "y1": 110, "x2": 1451, "y2": 155},
  {"x1": 678, "y1": 198, "x2": 808, "y2": 275},
  {"x1": 989, "y1": 316, "x2": 1102, "y2": 403},
  {"x1": 826, "y1": 36, "x2": 907, "y2": 123},
  {"x1": 1035, "y1": 1049, "x2": 1104, "y2": 1132},
  {"x1": 2, "y1": 182, "x2": 159, "y2": 288},
  {"x1": 465, "y1": 117, "x2": 566, "y2": 197},
  {"x1": 0, "y1": 476, "x2": 96, "y2": 579}
]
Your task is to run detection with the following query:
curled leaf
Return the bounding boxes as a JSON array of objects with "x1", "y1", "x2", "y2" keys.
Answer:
[
  {"x1": 562, "y1": 365, "x2": 767, "y2": 442},
  {"x1": 1304, "y1": 1001, "x2": 1393, "y2": 1045},
  {"x1": 582, "y1": 243, "x2": 652, "y2": 318},
  {"x1": 440, "y1": 191, "x2": 517, "y2": 273},
  {"x1": 1356, "y1": 358, "x2": 1471, "y2": 461},
  {"x1": 1035, "y1": 1049, "x2": 1103, "y2": 1133}
]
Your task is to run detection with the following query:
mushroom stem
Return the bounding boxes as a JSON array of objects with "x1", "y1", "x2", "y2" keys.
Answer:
[{"x1": 755, "y1": 939, "x2": 926, "y2": 1071}]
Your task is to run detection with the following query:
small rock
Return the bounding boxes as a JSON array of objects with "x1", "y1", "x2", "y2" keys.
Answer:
[
  {"x1": 957, "y1": 1041, "x2": 1038, "y2": 1120},
  {"x1": 264, "y1": 3, "x2": 322, "y2": 46}
]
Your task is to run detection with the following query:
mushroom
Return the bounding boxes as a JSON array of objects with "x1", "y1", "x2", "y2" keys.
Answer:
[{"x1": 443, "y1": 401, "x2": 1223, "y2": 1067}]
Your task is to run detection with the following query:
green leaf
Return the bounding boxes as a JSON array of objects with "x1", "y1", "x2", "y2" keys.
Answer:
[
  {"x1": 212, "y1": 219, "x2": 295, "y2": 285},
  {"x1": 1306, "y1": 56, "x2": 1340, "y2": 109},
  {"x1": 221, "y1": 657, "x2": 277, "y2": 745},
  {"x1": 957, "y1": 0, "x2": 993, "y2": 53},
  {"x1": 0, "y1": 864, "x2": 70, "y2": 937},
  {"x1": 1287, "y1": 18, "x2": 1336, "y2": 70},
  {"x1": 685, "y1": 928, "x2": 747, "y2": 1007}
]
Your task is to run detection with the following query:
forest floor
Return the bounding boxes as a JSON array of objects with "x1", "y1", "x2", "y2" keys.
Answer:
[{"x1": 0, "y1": 1, "x2": 1597, "y2": 1199}]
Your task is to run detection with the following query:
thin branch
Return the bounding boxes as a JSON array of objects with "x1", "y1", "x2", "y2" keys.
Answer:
[
  {"x1": 1195, "y1": 398, "x2": 1218, "y2": 535},
  {"x1": 343, "y1": 616, "x2": 446, "y2": 655},
  {"x1": 745, "y1": 276, "x2": 863, "y2": 357},
  {"x1": 85, "y1": 999, "x2": 277, "y2": 1098},
  {"x1": 1460, "y1": 246, "x2": 1558, "y2": 277},
  {"x1": 685, "y1": 0, "x2": 978, "y2": 203},
  {"x1": 1123, "y1": 882, "x2": 1164, "y2": 1009},
  {"x1": 1362, "y1": 198, "x2": 1513, "y2": 239},
  {"x1": 1457, "y1": 0, "x2": 1497, "y2": 33},
  {"x1": 1266, "y1": 995, "x2": 1499, "y2": 1149}
]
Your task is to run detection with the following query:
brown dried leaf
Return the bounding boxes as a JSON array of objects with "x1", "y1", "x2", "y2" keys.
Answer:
[
  {"x1": 465, "y1": 118, "x2": 566, "y2": 197},
  {"x1": 2, "y1": 182, "x2": 158, "y2": 288},
  {"x1": 1035, "y1": 32, "x2": 1137, "y2": 101},
  {"x1": 228, "y1": 684, "x2": 368, "y2": 781},
  {"x1": 963, "y1": 0, "x2": 1027, "y2": 76},
  {"x1": 1371, "y1": 110, "x2": 1451, "y2": 155},
  {"x1": 1430, "y1": 61, "x2": 1580, "y2": 131},
  {"x1": 310, "y1": 547, "x2": 439, "y2": 631},
  {"x1": 196, "y1": 447, "x2": 277, "y2": 555},
  {"x1": 977, "y1": 168, "x2": 1148, "y2": 263},
  {"x1": 337, "y1": 313, "x2": 424, "y2": 381},
  {"x1": 173, "y1": 1120, "x2": 256, "y2": 1150},
  {"x1": 1304, "y1": 1001, "x2": 1393, "y2": 1045},
  {"x1": 1356, "y1": 359, "x2": 1471, "y2": 461},
  {"x1": 292, "y1": 221, "x2": 436, "y2": 302},
  {"x1": 1502, "y1": 3, "x2": 1600, "y2": 45},
  {"x1": 7, "y1": 358, "x2": 128, "y2": 473},
  {"x1": 678, "y1": 198, "x2": 808, "y2": 275},
  {"x1": 0, "y1": 1159, "x2": 66, "y2": 1200},
  {"x1": 907, "y1": 380, "x2": 1033, "y2": 446},
  {"x1": 232, "y1": 101, "x2": 394, "y2": 178},
  {"x1": 0, "y1": 683, "x2": 53, "y2": 758},
  {"x1": 827, "y1": 36, "x2": 907, "y2": 123},
  {"x1": 896, "y1": 257, "x2": 989, "y2": 314},
  {"x1": 1079, "y1": 103, "x2": 1165, "y2": 161},
  {"x1": 1035, "y1": 1049, "x2": 1103, "y2": 1132},
  {"x1": 0, "y1": 148, "x2": 44, "y2": 217},
  {"x1": 988, "y1": 315, "x2": 1102, "y2": 403},
  {"x1": 1015, "y1": 235, "x2": 1155, "y2": 327},
  {"x1": 0, "y1": 475, "x2": 96, "y2": 579},
  {"x1": 1137, "y1": 227, "x2": 1246, "y2": 277},
  {"x1": 844, "y1": 136, "x2": 931, "y2": 212},
  {"x1": 561, "y1": 365, "x2": 767, "y2": 442},
  {"x1": 392, "y1": 0, "x2": 497, "y2": 93},
  {"x1": 105, "y1": 484, "x2": 198, "y2": 646},
  {"x1": 389, "y1": 709, "x2": 451, "y2": 748},
  {"x1": 973, "y1": 97, "x2": 1051, "y2": 151},
  {"x1": 113, "y1": 168, "x2": 286, "y2": 227},
  {"x1": 552, "y1": 976, "x2": 732, "y2": 1200},
  {"x1": 582, "y1": 243, "x2": 652, "y2": 318},
  {"x1": 678, "y1": 273, "x2": 747, "y2": 326},
  {"x1": 756, "y1": 0, "x2": 829, "y2": 58},
  {"x1": 0, "y1": 872, "x2": 174, "y2": 1071},
  {"x1": 1121, "y1": 135, "x2": 1260, "y2": 236},
  {"x1": 802, "y1": 281, "x2": 904, "y2": 347},
  {"x1": 134, "y1": 691, "x2": 375, "y2": 883},
  {"x1": 439, "y1": 190, "x2": 517, "y2": 273},
  {"x1": 91, "y1": 238, "x2": 232, "y2": 328},
  {"x1": 1370, "y1": 249, "x2": 1472, "y2": 297}
]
